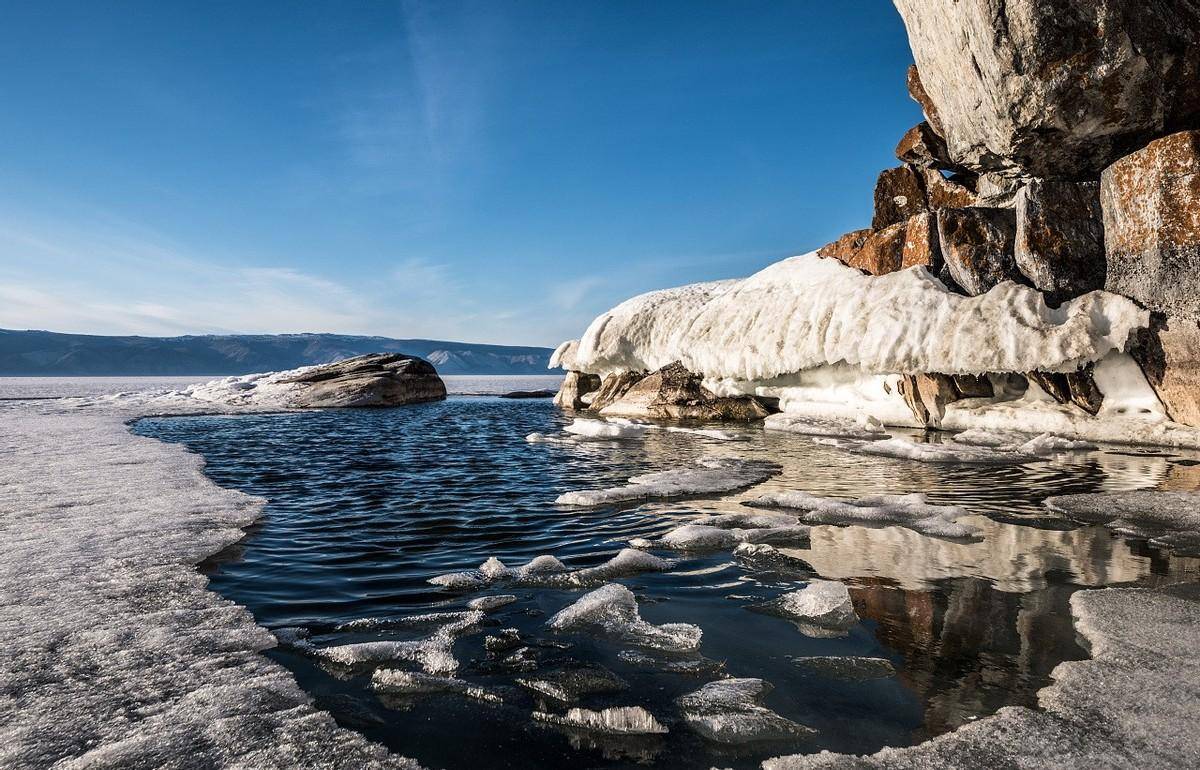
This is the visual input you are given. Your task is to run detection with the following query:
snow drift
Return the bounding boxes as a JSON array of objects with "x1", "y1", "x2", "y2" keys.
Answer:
[{"x1": 570, "y1": 253, "x2": 1147, "y2": 380}]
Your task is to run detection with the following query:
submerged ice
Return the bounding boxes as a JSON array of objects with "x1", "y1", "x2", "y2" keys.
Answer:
[{"x1": 676, "y1": 678, "x2": 815, "y2": 744}]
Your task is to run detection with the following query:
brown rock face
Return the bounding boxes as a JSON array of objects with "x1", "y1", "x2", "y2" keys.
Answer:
[
  {"x1": 897, "y1": 373, "x2": 958, "y2": 428},
  {"x1": 587, "y1": 370, "x2": 646, "y2": 412},
  {"x1": 817, "y1": 229, "x2": 872, "y2": 261},
  {"x1": 1014, "y1": 179, "x2": 1106, "y2": 304},
  {"x1": 1102, "y1": 131, "x2": 1200, "y2": 321},
  {"x1": 1026, "y1": 366, "x2": 1104, "y2": 416},
  {"x1": 900, "y1": 212, "x2": 941, "y2": 271},
  {"x1": 923, "y1": 170, "x2": 978, "y2": 211},
  {"x1": 554, "y1": 370, "x2": 601, "y2": 411},
  {"x1": 936, "y1": 207, "x2": 1021, "y2": 295},
  {"x1": 1131, "y1": 316, "x2": 1200, "y2": 428},
  {"x1": 906, "y1": 64, "x2": 944, "y2": 138},
  {"x1": 893, "y1": 0, "x2": 1200, "y2": 179},
  {"x1": 896, "y1": 122, "x2": 957, "y2": 171},
  {"x1": 849, "y1": 222, "x2": 907, "y2": 275},
  {"x1": 277, "y1": 353, "x2": 447, "y2": 407},
  {"x1": 873, "y1": 166, "x2": 929, "y2": 230},
  {"x1": 598, "y1": 362, "x2": 770, "y2": 421}
]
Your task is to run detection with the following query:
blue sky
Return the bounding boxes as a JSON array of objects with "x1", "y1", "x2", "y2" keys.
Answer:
[{"x1": 0, "y1": 1, "x2": 919, "y2": 346}]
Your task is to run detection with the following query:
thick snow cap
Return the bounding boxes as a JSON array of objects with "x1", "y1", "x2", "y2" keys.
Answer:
[{"x1": 571, "y1": 253, "x2": 1148, "y2": 380}]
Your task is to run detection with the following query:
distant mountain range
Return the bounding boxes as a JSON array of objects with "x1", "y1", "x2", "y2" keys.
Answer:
[{"x1": 0, "y1": 329, "x2": 558, "y2": 376}]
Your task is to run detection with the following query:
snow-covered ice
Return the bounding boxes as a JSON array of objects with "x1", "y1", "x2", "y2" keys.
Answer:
[
  {"x1": 0, "y1": 412, "x2": 420, "y2": 769},
  {"x1": 1044, "y1": 491, "x2": 1200, "y2": 554},
  {"x1": 746, "y1": 491, "x2": 979, "y2": 539},
  {"x1": 532, "y1": 706, "x2": 668, "y2": 735},
  {"x1": 675, "y1": 678, "x2": 815, "y2": 744},
  {"x1": 563, "y1": 417, "x2": 650, "y2": 439},
  {"x1": 643, "y1": 522, "x2": 812, "y2": 551},
  {"x1": 764, "y1": 413, "x2": 889, "y2": 440},
  {"x1": 571, "y1": 252, "x2": 1147, "y2": 380},
  {"x1": 547, "y1": 583, "x2": 702, "y2": 652},
  {"x1": 555, "y1": 458, "x2": 779, "y2": 506}
]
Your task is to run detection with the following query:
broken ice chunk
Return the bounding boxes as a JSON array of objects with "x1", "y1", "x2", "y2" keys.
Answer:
[
  {"x1": 676, "y1": 678, "x2": 815, "y2": 744},
  {"x1": 516, "y1": 665, "x2": 629, "y2": 703},
  {"x1": 467, "y1": 594, "x2": 518, "y2": 612},
  {"x1": 733, "y1": 543, "x2": 814, "y2": 576},
  {"x1": 548, "y1": 583, "x2": 702, "y2": 652},
  {"x1": 753, "y1": 580, "x2": 858, "y2": 634},
  {"x1": 316, "y1": 610, "x2": 483, "y2": 674},
  {"x1": 790, "y1": 655, "x2": 896, "y2": 681},
  {"x1": 1044, "y1": 491, "x2": 1200, "y2": 554},
  {"x1": 555, "y1": 458, "x2": 779, "y2": 506},
  {"x1": 532, "y1": 706, "x2": 668, "y2": 735},
  {"x1": 371, "y1": 669, "x2": 502, "y2": 703},
  {"x1": 564, "y1": 418, "x2": 650, "y2": 439},
  {"x1": 617, "y1": 649, "x2": 726, "y2": 676}
]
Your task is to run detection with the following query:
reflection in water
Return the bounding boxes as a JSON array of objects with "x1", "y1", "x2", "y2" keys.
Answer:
[{"x1": 136, "y1": 399, "x2": 1200, "y2": 770}]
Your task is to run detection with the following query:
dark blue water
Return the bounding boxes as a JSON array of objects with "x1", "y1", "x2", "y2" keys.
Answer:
[{"x1": 136, "y1": 397, "x2": 1200, "y2": 769}]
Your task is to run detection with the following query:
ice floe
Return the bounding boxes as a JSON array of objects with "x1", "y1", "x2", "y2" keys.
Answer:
[
  {"x1": 745, "y1": 491, "x2": 980, "y2": 539},
  {"x1": 317, "y1": 610, "x2": 484, "y2": 674},
  {"x1": 733, "y1": 543, "x2": 815, "y2": 576},
  {"x1": 370, "y1": 669, "x2": 502, "y2": 703},
  {"x1": 564, "y1": 417, "x2": 650, "y2": 439},
  {"x1": 1044, "y1": 491, "x2": 1200, "y2": 554},
  {"x1": 428, "y1": 549, "x2": 669, "y2": 591},
  {"x1": 532, "y1": 706, "x2": 668, "y2": 735},
  {"x1": 617, "y1": 649, "x2": 726, "y2": 676},
  {"x1": 676, "y1": 678, "x2": 815, "y2": 744},
  {"x1": 753, "y1": 580, "x2": 859, "y2": 636},
  {"x1": 641, "y1": 522, "x2": 812, "y2": 551},
  {"x1": 467, "y1": 594, "x2": 518, "y2": 612},
  {"x1": 555, "y1": 458, "x2": 779, "y2": 506},
  {"x1": 764, "y1": 413, "x2": 889, "y2": 440},
  {"x1": 547, "y1": 583, "x2": 702, "y2": 652}
]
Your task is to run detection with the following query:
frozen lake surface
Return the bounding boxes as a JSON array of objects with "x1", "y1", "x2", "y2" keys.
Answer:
[{"x1": 134, "y1": 397, "x2": 1200, "y2": 769}]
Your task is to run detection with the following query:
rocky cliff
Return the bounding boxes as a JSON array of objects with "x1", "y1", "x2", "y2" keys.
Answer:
[{"x1": 552, "y1": 1, "x2": 1200, "y2": 443}]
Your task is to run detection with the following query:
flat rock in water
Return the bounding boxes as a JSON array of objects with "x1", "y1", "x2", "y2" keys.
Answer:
[{"x1": 500, "y1": 389, "x2": 557, "y2": 399}]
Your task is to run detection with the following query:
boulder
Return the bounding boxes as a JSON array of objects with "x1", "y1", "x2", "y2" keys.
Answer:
[
  {"x1": 817, "y1": 229, "x2": 872, "y2": 261},
  {"x1": 1102, "y1": 131, "x2": 1200, "y2": 321},
  {"x1": 892, "y1": 0, "x2": 1200, "y2": 179},
  {"x1": 936, "y1": 207, "x2": 1020, "y2": 295},
  {"x1": 848, "y1": 221, "x2": 907, "y2": 275},
  {"x1": 976, "y1": 173, "x2": 1023, "y2": 208},
  {"x1": 598, "y1": 362, "x2": 770, "y2": 421},
  {"x1": 1015, "y1": 179, "x2": 1106, "y2": 304},
  {"x1": 1026, "y1": 367, "x2": 1104, "y2": 416},
  {"x1": 587, "y1": 370, "x2": 647, "y2": 412},
  {"x1": 277, "y1": 353, "x2": 446, "y2": 407},
  {"x1": 923, "y1": 170, "x2": 977, "y2": 211},
  {"x1": 1131, "y1": 316, "x2": 1200, "y2": 428},
  {"x1": 553, "y1": 371, "x2": 601, "y2": 410},
  {"x1": 895, "y1": 122, "x2": 957, "y2": 171},
  {"x1": 872, "y1": 166, "x2": 929, "y2": 230},
  {"x1": 900, "y1": 212, "x2": 941, "y2": 271}
]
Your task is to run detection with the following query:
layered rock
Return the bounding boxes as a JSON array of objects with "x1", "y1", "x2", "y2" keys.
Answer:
[
  {"x1": 587, "y1": 370, "x2": 646, "y2": 413},
  {"x1": 277, "y1": 353, "x2": 446, "y2": 407},
  {"x1": 1015, "y1": 179, "x2": 1106, "y2": 304},
  {"x1": 936, "y1": 207, "x2": 1020, "y2": 295},
  {"x1": 598, "y1": 362, "x2": 770, "y2": 421},
  {"x1": 1102, "y1": 130, "x2": 1200, "y2": 322},
  {"x1": 892, "y1": 0, "x2": 1200, "y2": 179}
]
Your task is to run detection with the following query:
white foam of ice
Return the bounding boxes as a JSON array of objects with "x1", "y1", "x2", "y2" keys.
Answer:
[
  {"x1": 547, "y1": 583, "x2": 702, "y2": 652},
  {"x1": 428, "y1": 549, "x2": 669, "y2": 591},
  {"x1": 746, "y1": 491, "x2": 980, "y2": 539},
  {"x1": 555, "y1": 458, "x2": 778, "y2": 506}
]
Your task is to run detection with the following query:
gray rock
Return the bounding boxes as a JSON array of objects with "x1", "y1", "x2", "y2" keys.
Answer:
[
  {"x1": 893, "y1": 0, "x2": 1200, "y2": 179},
  {"x1": 598, "y1": 362, "x2": 770, "y2": 422},
  {"x1": 1015, "y1": 179, "x2": 1106, "y2": 304},
  {"x1": 277, "y1": 353, "x2": 446, "y2": 407},
  {"x1": 553, "y1": 371, "x2": 601, "y2": 410},
  {"x1": 1102, "y1": 130, "x2": 1200, "y2": 321},
  {"x1": 936, "y1": 206, "x2": 1021, "y2": 295}
]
